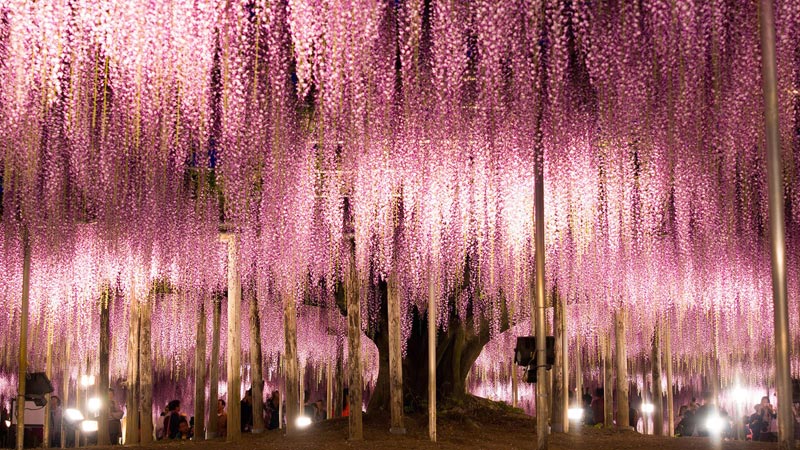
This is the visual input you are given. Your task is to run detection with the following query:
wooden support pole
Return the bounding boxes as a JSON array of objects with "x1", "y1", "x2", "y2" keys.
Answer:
[
  {"x1": 326, "y1": 360, "x2": 333, "y2": 420},
  {"x1": 15, "y1": 228, "x2": 31, "y2": 450},
  {"x1": 551, "y1": 294, "x2": 567, "y2": 432},
  {"x1": 651, "y1": 323, "x2": 664, "y2": 436},
  {"x1": 614, "y1": 309, "x2": 630, "y2": 430},
  {"x1": 75, "y1": 361, "x2": 82, "y2": 447},
  {"x1": 575, "y1": 335, "x2": 582, "y2": 411},
  {"x1": 43, "y1": 322, "x2": 53, "y2": 448},
  {"x1": 511, "y1": 358, "x2": 518, "y2": 408},
  {"x1": 603, "y1": 334, "x2": 613, "y2": 428},
  {"x1": 207, "y1": 297, "x2": 221, "y2": 438},
  {"x1": 665, "y1": 323, "x2": 674, "y2": 437},
  {"x1": 97, "y1": 287, "x2": 111, "y2": 445},
  {"x1": 125, "y1": 286, "x2": 140, "y2": 445},
  {"x1": 387, "y1": 272, "x2": 405, "y2": 434},
  {"x1": 427, "y1": 272, "x2": 437, "y2": 442},
  {"x1": 642, "y1": 365, "x2": 649, "y2": 435},
  {"x1": 334, "y1": 344, "x2": 344, "y2": 418},
  {"x1": 249, "y1": 291, "x2": 265, "y2": 433},
  {"x1": 759, "y1": 0, "x2": 795, "y2": 445},
  {"x1": 533, "y1": 92, "x2": 548, "y2": 449},
  {"x1": 139, "y1": 297, "x2": 153, "y2": 444},
  {"x1": 278, "y1": 355, "x2": 283, "y2": 430},
  {"x1": 283, "y1": 290, "x2": 300, "y2": 435},
  {"x1": 61, "y1": 341, "x2": 70, "y2": 449},
  {"x1": 298, "y1": 361, "x2": 304, "y2": 416},
  {"x1": 194, "y1": 299, "x2": 207, "y2": 441},
  {"x1": 221, "y1": 233, "x2": 242, "y2": 442},
  {"x1": 346, "y1": 241, "x2": 363, "y2": 440}
]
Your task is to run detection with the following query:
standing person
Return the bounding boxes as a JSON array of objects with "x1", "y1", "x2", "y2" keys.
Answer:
[
  {"x1": 581, "y1": 393, "x2": 593, "y2": 425},
  {"x1": 751, "y1": 396, "x2": 777, "y2": 441},
  {"x1": 162, "y1": 400, "x2": 183, "y2": 440},
  {"x1": 695, "y1": 392, "x2": 717, "y2": 437},
  {"x1": 217, "y1": 399, "x2": 228, "y2": 438},
  {"x1": 674, "y1": 405, "x2": 688, "y2": 436},
  {"x1": 629, "y1": 396, "x2": 641, "y2": 431},
  {"x1": 156, "y1": 404, "x2": 169, "y2": 439},
  {"x1": 342, "y1": 389, "x2": 350, "y2": 418},
  {"x1": 266, "y1": 391, "x2": 280, "y2": 430},
  {"x1": 314, "y1": 399, "x2": 326, "y2": 422},
  {"x1": 303, "y1": 390, "x2": 316, "y2": 419},
  {"x1": 752, "y1": 396, "x2": 776, "y2": 441},
  {"x1": 241, "y1": 389, "x2": 253, "y2": 432},
  {"x1": 590, "y1": 389, "x2": 604, "y2": 427},
  {"x1": 49, "y1": 396, "x2": 62, "y2": 447},
  {"x1": 107, "y1": 389, "x2": 124, "y2": 444}
]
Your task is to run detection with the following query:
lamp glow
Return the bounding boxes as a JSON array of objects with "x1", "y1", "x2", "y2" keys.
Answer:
[
  {"x1": 641, "y1": 403, "x2": 655, "y2": 414},
  {"x1": 4, "y1": 420, "x2": 10, "y2": 428},
  {"x1": 87, "y1": 397, "x2": 101, "y2": 413},
  {"x1": 295, "y1": 416, "x2": 312, "y2": 428},
  {"x1": 81, "y1": 420, "x2": 98, "y2": 433},
  {"x1": 64, "y1": 409, "x2": 85, "y2": 422},
  {"x1": 705, "y1": 414, "x2": 725, "y2": 436},
  {"x1": 732, "y1": 387, "x2": 749, "y2": 403},
  {"x1": 567, "y1": 407, "x2": 584, "y2": 421},
  {"x1": 80, "y1": 375, "x2": 95, "y2": 387}
]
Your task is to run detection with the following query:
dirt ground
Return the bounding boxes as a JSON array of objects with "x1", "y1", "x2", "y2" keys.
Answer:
[{"x1": 85, "y1": 400, "x2": 781, "y2": 450}]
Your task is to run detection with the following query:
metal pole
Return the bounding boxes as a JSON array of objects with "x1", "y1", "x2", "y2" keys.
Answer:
[
  {"x1": 759, "y1": 1, "x2": 794, "y2": 448},
  {"x1": 16, "y1": 228, "x2": 31, "y2": 450},
  {"x1": 534, "y1": 116, "x2": 548, "y2": 450}
]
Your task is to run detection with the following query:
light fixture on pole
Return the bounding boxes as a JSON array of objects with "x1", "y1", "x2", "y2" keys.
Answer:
[{"x1": 80, "y1": 375, "x2": 95, "y2": 388}]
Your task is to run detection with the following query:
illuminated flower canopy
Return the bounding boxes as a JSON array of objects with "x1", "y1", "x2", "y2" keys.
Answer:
[{"x1": 0, "y1": 0, "x2": 798, "y2": 408}]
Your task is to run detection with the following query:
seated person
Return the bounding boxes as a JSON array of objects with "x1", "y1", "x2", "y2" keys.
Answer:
[
  {"x1": 162, "y1": 400, "x2": 184, "y2": 439},
  {"x1": 176, "y1": 417, "x2": 192, "y2": 440},
  {"x1": 108, "y1": 389, "x2": 124, "y2": 444}
]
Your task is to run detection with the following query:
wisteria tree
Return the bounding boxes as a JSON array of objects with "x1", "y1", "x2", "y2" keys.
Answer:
[{"x1": 0, "y1": 0, "x2": 798, "y2": 423}]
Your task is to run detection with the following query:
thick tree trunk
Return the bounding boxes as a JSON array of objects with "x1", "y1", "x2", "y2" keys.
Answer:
[
  {"x1": 336, "y1": 255, "x2": 507, "y2": 414},
  {"x1": 367, "y1": 302, "x2": 500, "y2": 413}
]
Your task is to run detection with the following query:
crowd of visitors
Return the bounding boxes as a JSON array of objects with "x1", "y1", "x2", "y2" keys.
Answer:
[
  {"x1": 673, "y1": 393, "x2": 779, "y2": 440},
  {"x1": 154, "y1": 385, "x2": 335, "y2": 441},
  {"x1": 572, "y1": 386, "x2": 800, "y2": 442}
]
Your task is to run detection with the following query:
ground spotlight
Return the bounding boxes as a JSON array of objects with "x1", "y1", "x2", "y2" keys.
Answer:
[
  {"x1": 81, "y1": 420, "x2": 98, "y2": 433},
  {"x1": 64, "y1": 408, "x2": 85, "y2": 423},
  {"x1": 295, "y1": 416, "x2": 312, "y2": 429},
  {"x1": 705, "y1": 414, "x2": 725, "y2": 436},
  {"x1": 567, "y1": 407, "x2": 584, "y2": 421},
  {"x1": 641, "y1": 403, "x2": 654, "y2": 414}
]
